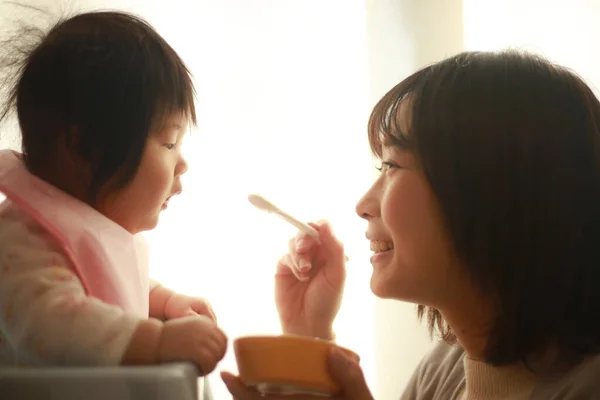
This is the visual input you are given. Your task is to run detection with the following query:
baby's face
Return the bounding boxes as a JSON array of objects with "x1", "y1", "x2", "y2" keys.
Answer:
[{"x1": 99, "y1": 114, "x2": 189, "y2": 234}]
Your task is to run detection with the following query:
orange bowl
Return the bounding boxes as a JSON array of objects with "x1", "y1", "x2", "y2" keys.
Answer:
[{"x1": 234, "y1": 335, "x2": 359, "y2": 396}]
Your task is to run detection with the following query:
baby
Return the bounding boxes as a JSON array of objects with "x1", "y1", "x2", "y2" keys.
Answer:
[{"x1": 0, "y1": 11, "x2": 227, "y2": 373}]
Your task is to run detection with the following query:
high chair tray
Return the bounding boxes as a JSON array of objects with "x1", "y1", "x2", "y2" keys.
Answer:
[{"x1": 0, "y1": 362, "x2": 210, "y2": 400}]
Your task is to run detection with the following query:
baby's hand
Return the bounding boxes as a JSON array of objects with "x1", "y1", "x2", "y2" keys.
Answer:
[
  {"x1": 165, "y1": 294, "x2": 217, "y2": 321},
  {"x1": 158, "y1": 315, "x2": 228, "y2": 374}
]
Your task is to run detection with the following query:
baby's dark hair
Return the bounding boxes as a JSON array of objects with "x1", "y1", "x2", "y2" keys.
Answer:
[{"x1": 0, "y1": 8, "x2": 196, "y2": 203}]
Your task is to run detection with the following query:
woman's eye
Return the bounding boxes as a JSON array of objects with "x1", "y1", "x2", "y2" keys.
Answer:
[
  {"x1": 376, "y1": 161, "x2": 399, "y2": 173},
  {"x1": 164, "y1": 143, "x2": 176, "y2": 150}
]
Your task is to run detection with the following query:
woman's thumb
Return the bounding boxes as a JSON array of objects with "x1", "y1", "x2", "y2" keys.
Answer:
[{"x1": 328, "y1": 347, "x2": 373, "y2": 399}]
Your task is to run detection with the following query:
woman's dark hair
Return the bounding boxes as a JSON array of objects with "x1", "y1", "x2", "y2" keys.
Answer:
[
  {"x1": 368, "y1": 50, "x2": 600, "y2": 366},
  {"x1": 0, "y1": 9, "x2": 196, "y2": 203}
]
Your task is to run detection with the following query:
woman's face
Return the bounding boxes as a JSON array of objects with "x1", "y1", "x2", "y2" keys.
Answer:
[{"x1": 355, "y1": 109, "x2": 470, "y2": 308}]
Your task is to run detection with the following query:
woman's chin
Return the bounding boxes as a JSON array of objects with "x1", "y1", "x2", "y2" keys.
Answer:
[
  {"x1": 370, "y1": 272, "x2": 396, "y2": 299},
  {"x1": 369, "y1": 267, "x2": 424, "y2": 302}
]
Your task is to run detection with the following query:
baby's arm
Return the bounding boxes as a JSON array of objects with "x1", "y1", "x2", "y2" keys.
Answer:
[
  {"x1": 149, "y1": 284, "x2": 217, "y2": 321},
  {"x1": 0, "y1": 207, "x2": 143, "y2": 365},
  {"x1": 149, "y1": 275, "x2": 217, "y2": 322},
  {"x1": 0, "y1": 205, "x2": 226, "y2": 371},
  {"x1": 149, "y1": 283, "x2": 176, "y2": 320}
]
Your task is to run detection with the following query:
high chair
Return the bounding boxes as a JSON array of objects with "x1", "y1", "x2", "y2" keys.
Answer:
[{"x1": 0, "y1": 363, "x2": 213, "y2": 399}]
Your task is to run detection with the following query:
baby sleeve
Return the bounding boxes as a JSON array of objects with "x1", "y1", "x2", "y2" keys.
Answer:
[{"x1": 0, "y1": 204, "x2": 141, "y2": 366}]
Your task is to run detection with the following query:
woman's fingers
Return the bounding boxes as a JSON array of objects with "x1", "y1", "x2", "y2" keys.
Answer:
[
  {"x1": 283, "y1": 233, "x2": 318, "y2": 280},
  {"x1": 276, "y1": 253, "x2": 309, "y2": 282},
  {"x1": 327, "y1": 348, "x2": 374, "y2": 400}
]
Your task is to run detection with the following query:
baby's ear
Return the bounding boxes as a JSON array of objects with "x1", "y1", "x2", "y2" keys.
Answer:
[
  {"x1": 59, "y1": 126, "x2": 95, "y2": 190},
  {"x1": 63, "y1": 125, "x2": 92, "y2": 165}
]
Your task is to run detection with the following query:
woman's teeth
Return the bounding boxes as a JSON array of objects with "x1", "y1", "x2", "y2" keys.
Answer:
[{"x1": 370, "y1": 240, "x2": 394, "y2": 253}]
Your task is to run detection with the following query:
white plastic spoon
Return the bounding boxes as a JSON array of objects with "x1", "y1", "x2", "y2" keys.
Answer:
[
  {"x1": 248, "y1": 194, "x2": 350, "y2": 261},
  {"x1": 248, "y1": 194, "x2": 320, "y2": 240}
]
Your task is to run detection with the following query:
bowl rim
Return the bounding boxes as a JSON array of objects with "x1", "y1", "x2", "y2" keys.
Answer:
[{"x1": 233, "y1": 334, "x2": 359, "y2": 359}]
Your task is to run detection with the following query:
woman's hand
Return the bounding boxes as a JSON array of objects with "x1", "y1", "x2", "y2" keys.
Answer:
[
  {"x1": 221, "y1": 347, "x2": 374, "y2": 400},
  {"x1": 275, "y1": 220, "x2": 346, "y2": 339}
]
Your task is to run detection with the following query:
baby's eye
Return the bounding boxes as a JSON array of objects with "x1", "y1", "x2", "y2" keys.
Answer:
[{"x1": 164, "y1": 143, "x2": 176, "y2": 150}]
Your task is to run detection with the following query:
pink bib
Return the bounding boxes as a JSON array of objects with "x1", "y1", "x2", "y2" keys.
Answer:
[{"x1": 0, "y1": 150, "x2": 149, "y2": 317}]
